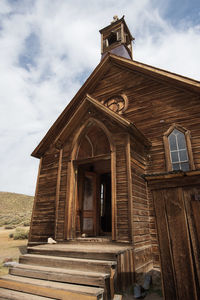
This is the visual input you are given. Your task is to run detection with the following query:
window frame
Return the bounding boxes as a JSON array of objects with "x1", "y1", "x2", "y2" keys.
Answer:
[{"x1": 163, "y1": 124, "x2": 195, "y2": 172}]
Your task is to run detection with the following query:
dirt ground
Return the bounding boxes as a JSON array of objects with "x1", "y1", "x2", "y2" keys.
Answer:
[
  {"x1": 123, "y1": 293, "x2": 163, "y2": 300},
  {"x1": 122, "y1": 268, "x2": 163, "y2": 300},
  {"x1": 0, "y1": 227, "x2": 27, "y2": 276}
]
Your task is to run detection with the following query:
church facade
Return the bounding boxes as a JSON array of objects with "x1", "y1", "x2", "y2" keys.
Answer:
[{"x1": 29, "y1": 17, "x2": 200, "y2": 299}]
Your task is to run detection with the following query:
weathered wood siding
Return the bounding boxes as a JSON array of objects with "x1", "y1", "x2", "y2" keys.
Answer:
[
  {"x1": 54, "y1": 145, "x2": 70, "y2": 241},
  {"x1": 91, "y1": 65, "x2": 200, "y2": 173},
  {"x1": 29, "y1": 147, "x2": 59, "y2": 242},
  {"x1": 114, "y1": 133, "x2": 130, "y2": 242},
  {"x1": 151, "y1": 183, "x2": 200, "y2": 300},
  {"x1": 91, "y1": 64, "x2": 200, "y2": 268},
  {"x1": 130, "y1": 138, "x2": 153, "y2": 272}
]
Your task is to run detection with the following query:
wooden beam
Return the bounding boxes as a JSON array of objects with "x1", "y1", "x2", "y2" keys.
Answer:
[
  {"x1": 65, "y1": 161, "x2": 74, "y2": 239},
  {"x1": 111, "y1": 149, "x2": 117, "y2": 241},
  {"x1": 74, "y1": 154, "x2": 111, "y2": 166},
  {"x1": 54, "y1": 149, "x2": 63, "y2": 240},
  {"x1": 125, "y1": 135, "x2": 134, "y2": 243}
]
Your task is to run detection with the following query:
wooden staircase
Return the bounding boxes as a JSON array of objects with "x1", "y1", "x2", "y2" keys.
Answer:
[{"x1": 0, "y1": 241, "x2": 134, "y2": 299}]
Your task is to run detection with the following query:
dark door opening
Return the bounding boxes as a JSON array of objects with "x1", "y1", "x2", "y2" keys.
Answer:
[
  {"x1": 100, "y1": 173, "x2": 111, "y2": 234},
  {"x1": 76, "y1": 161, "x2": 111, "y2": 237}
]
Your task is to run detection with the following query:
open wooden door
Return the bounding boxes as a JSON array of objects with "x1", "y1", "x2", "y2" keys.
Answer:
[{"x1": 81, "y1": 172, "x2": 97, "y2": 236}]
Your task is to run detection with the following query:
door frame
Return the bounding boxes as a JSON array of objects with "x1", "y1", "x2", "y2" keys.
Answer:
[{"x1": 64, "y1": 118, "x2": 117, "y2": 241}]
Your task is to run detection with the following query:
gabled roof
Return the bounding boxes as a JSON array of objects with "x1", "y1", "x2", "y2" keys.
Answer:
[
  {"x1": 32, "y1": 53, "x2": 200, "y2": 158},
  {"x1": 53, "y1": 94, "x2": 150, "y2": 150}
]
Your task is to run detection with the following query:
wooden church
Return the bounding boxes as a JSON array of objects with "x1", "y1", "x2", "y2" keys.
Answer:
[{"x1": 1, "y1": 16, "x2": 200, "y2": 300}]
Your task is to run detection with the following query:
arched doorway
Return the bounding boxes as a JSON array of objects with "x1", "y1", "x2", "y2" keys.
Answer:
[{"x1": 75, "y1": 123, "x2": 112, "y2": 237}]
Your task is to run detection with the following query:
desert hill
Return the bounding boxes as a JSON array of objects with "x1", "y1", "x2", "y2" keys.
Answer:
[{"x1": 0, "y1": 192, "x2": 34, "y2": 227}]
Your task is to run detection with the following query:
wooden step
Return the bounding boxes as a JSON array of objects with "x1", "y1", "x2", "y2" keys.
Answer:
[
  {"x1": 20, "y1": 254, "x2": 117, "y2": 273},
  {"x1": 9, "y1": 263, "x2": 110, "y2": 288},
  {"x1": 0, "y1": 287, "x2": 54, "y2": 300},
  {"x1": 27, "y1": 244, "x2": 128, "y2": 260},
  {"x1": 0, "y1": 275, "x2": 104, "y2": 300}
]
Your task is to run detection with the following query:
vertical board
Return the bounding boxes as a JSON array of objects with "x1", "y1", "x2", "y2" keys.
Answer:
[
  {"x1": 153, "y1": 190, "x2": 177, "y2": 300},
  {"x1": 183, "y1": 188, "x2": 200, "y2": 294},
  {"x1": 164, "y1": 188, "x2": 197, "y2": 300}
]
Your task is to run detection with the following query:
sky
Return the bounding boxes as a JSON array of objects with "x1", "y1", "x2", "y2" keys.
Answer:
[{"x1": 0, "y1": 0, "x2": 200, "y2": 195}]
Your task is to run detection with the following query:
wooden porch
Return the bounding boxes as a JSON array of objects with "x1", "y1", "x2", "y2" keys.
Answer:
[{"x1": 0, "y1": 241, "x2": 135, "y2": 299}]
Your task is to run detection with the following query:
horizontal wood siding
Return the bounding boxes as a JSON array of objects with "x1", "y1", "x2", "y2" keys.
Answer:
[
  {"x1": 30, "y1": 148, "x2": 59, "y2": 242},
  {"x1": 115, "y1": 134, "x2": 130, "y2": 241},
  {"x1": 147, "y1": 189, "x2": 160, "y2": 268},
  {"x1": 91, "y1": 65, "x2": 200, "y2": 173},
  {"x1": 130, "y1": 138, "x2": 154, "y2": 271},
  {"x1": 55, "y1": 144, "x2": 70, "y2": 241}
]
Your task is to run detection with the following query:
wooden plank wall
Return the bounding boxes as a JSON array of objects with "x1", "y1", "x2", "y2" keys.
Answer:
[
  {"x1": 117, "y1": 249, "x2": 135, "y2": 292},
  {"x1": 152, "y1": 187, "x2": 199, "y2": 300},
  {"x1": 147, "y1": 189, "x2": 160, "y2": 268},
  {"x1": 29, "y1": 147, "x2": 59, "y2": 242},
  {"x1": 130, "y1": 138, "x2": 153, "y2": 272},
  {"x1": 54, "y1": 144, "x2": 70, "y2": 241},
  {"x1": 91, "y1": 64, "x2": 200, "y2": 269},
  {"x1": 114, "y1": 133, "x2": 130, "y2": 242},
  {"x1": 91, "y1": 65, "x2": 200, "y2": 173}
]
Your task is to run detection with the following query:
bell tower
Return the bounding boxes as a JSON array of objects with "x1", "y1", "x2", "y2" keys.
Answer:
[{"x1": 99, "y1": 15, "x2": 134, "y2": 60}]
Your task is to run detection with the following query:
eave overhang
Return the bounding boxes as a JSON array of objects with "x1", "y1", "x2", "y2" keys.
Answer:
[{"x1": 143, "y1": 169, "x2": 200, "y2": 190}]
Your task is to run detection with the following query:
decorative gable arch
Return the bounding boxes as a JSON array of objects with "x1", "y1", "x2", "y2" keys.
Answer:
[
  {"x1": 163, "y1": 123, "x2": 195, "y2": 172},
  {"x1": 70, "y1": 117, "x2": 115, "y2": 161}
]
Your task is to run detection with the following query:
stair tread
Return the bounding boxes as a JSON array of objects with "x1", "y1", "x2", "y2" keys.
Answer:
[
  {"x1": 28, "y1": 243, "x2": 133, "y2": 254},
  {"x1": 0, "y1": 287, "x2": 54, "y2": 300},
  {"x1": 11, "y1": 263, "x2": 110, "y2": 278},
  {"x1": 0, "y1": 275, "x2": 104, "y2": 296},
  {"x1": 21, "y1": 253, "x2": 117, "y2": 266}
]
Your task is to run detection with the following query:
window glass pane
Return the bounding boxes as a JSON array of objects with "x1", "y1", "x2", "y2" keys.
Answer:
[
  {"x1": 171, "y1": 151, "x2": 179, "y2": 162},
  {"x1": 172, "y1": 163, "x2": 180, "y2": 171},
  {"x1": 168, "y1": 134, "x2": 177, "y2": 151},
  {"x1": 177, "y1": 131, "x2": 187, "y2": 149},
  {"x1": 180, "y1": 162, "x2": 190, "y2": 171},
  {"x1": 179, "y1": 150, "x2": 188, "y2": 162},
  {"x1": 173, "y1": 129, "x2": 179, "y2": 135}
]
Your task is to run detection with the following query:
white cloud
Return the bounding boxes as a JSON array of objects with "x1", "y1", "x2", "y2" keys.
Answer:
[{"x1": 0, "y1": 0, "x2": 200, "y2": 195}]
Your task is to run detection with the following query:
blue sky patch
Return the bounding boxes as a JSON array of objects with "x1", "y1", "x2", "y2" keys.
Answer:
[
  {"x1": 18, "y1": 32, "x2": 40, "y2": 71},
  {"x1": 160, "y1": 0, "x2": 200, "y2": 27}
]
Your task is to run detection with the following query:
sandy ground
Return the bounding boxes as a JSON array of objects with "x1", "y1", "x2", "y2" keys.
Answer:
[{"x1": 0, "y1": 227, "x2": 27, "y2": 275}]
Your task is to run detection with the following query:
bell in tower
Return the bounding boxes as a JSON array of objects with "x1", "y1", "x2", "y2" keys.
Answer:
[{"x1": 99, "y1": 15, "x2": 134, "y2": 60}]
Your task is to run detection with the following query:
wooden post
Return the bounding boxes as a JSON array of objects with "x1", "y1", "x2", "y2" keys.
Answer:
[
  {"x1": 54, "y1": 149, "x2": 63, "y2": 240},
  {"x1": 111, "y1": 149, "x2": 117, "y2": 241},
  {"x1": 65, "y1": 160, "x2": 74, "y2": 239},
  {"x1": 126, "y1": 135, "x2": 134, "y2": 243}
]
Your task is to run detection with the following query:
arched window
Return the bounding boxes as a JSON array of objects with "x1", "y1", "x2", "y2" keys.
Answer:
[
  {"x1": 76, "y1": 124, "x2": 110, "y2": 159},
  {"x1": 163, "y1": 124, "x2": 195, "y2": 172},
  {"x1": 168, "y1": 129, "x2": 189, "y2": 171}
]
